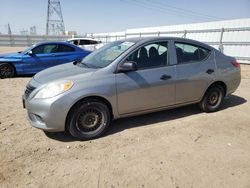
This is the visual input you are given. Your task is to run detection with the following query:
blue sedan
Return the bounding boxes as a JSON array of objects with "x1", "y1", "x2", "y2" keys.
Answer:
[{"x1": 0, "y1": 42, "x2": 91, "y2": 78}]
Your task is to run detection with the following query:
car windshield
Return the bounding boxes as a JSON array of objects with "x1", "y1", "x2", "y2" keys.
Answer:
[
  {"x1": 79, "y1": 41, "x2": 135, "y2": 68},
  {"x1": 22, "y1": 44, "x2": 36, "y2": 54}
]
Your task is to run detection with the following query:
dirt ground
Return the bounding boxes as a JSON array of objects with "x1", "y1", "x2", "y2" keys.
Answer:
[{"x1": 0, "y1": 47, "x2": 250, "y2": 188}]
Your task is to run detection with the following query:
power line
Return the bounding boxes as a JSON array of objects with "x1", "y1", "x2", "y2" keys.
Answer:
[
  {"x1": 150, "y1": 0, "x2": 224, "y2": 20},
  {"x1": 122, "y1": 0, "x2": 206, "y2": 21},
  {"x1": 122, "y1": 0, "x2": 221, "y2": 22},
  {"x1": 135, "y1": 0, "x2": 221, "y2": 21}
]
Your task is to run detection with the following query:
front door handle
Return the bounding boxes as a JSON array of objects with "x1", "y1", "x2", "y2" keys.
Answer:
[
  {"x1": 160, "y1": 74, "x2": 171, "y2": 80},
  {"x1": 206, "y1": 69, "x2": 214, "y2": 74}
]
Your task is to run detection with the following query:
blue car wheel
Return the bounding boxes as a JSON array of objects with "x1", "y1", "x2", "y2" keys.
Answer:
[{"x1": 0, "y1": 63, "x2": 15, "y2": 79}]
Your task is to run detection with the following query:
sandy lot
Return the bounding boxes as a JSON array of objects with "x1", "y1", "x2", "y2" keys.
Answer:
[{"x1": 0, "y1": 47, "x2": 250, "y2": 188}]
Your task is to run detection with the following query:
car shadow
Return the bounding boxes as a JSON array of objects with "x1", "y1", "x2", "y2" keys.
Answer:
[
  {"x1": 0, "y1": 75, "x2": 34, "y2": 79},
  {"x1": 44, "y1": 94, "x2": 246, "y2": 142},
  {"x1": 106, "y1": 95, "x2": 247, "y2": 136},
  {"x1": 16, "y1": 74, "x2": 34, "y2": 78},
  {"x1": 221, "y1": 95, "x2": 247, "y2": 110},
  {"x1": 44, "y1": 131, "x2": 78, "y2": 142}
]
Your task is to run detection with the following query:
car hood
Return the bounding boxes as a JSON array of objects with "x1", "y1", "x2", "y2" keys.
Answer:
[
  {"x1": 33, "y1": 62, "x2": 97, "y2": 84},
  {"x1": 0, "y1": 52, "x2": 23, "y2": 60}
]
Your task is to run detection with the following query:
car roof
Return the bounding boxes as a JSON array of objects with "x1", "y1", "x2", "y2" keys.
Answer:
[
  {"x1": 34, "y1": 41, "x2": 74, "y2": 46},
  {"x1": 29, "y1": 41, "x2": 85, "y2": 51},
  {"x1": 67, "y1": 38, "x2": 100, "y2": 41},
  {"x1": 119, "y1": 37, "x2": 213, "y2": 50},
  {"x1": 32, "y1": 41, "x2": 84, "y2": 48}
]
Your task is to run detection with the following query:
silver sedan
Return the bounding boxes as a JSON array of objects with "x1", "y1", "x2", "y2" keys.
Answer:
[{"x1": 23, "y1": 37, "x2": 241, "y2": 140}]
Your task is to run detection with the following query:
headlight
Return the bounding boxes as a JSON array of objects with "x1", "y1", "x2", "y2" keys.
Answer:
[{"x1": 34, "y1": 81, "x2": 74, "y2": 99}]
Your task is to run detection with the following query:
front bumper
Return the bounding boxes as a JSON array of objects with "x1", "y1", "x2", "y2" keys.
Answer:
[{"x1": 23, "y1": 93, "x2": 73, "y2": 132}]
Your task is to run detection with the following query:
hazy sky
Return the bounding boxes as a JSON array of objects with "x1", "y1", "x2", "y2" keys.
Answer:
[{"x1": 0, "y1": 0, "x2": 250, "y2": 34}]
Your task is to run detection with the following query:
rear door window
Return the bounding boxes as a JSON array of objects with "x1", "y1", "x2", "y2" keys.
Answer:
[
  {"x1": 57, "y1": 44, "x2": 75, "y2": 52},
  {"x1": 79, "y1": 40, "x2": 99, "y2": 45},
  {"x1": 175, "y1": 42, "x2": 210, "y2": 64},
  {"x1": 79, "y1": 40, "x2": 91, "y2": 45},
  {"x1": 89, "y1": 40, "x2": 99, "y2": 45}
]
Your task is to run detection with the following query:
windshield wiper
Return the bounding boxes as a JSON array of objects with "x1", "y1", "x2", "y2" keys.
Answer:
[
  {"x1": 74, "y1": 60, "x2": 102, "y2": 69},
  {"x1": 88, "y1": 64, "x2": 102, "y2": 69},
  {"x1": 79, "y1": 62, "x2": 91, "y2": 68},
  {"x1": 83, "y1": 63, "x2": 90, "y2": 68},
  {"x1": 81, "y1": 62, "x2": 102, "y2": 69},
  {"x1": 73, "y1": 60, "x2": 79, "y2": 65},
  {"x1": 72, "y1": 60, "x2": 89, "y2": 68}
]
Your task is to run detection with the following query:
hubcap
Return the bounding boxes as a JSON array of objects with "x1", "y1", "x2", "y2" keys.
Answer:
[
  {"x1": 208, "y1": 91, "x2": 219, "y2": 106},
  {"x1": 0, "y1": 65, "x2": 12, "y2": 77},
  {"x1": 76, "y1": 108, "x2": 103, "y2": 132}
]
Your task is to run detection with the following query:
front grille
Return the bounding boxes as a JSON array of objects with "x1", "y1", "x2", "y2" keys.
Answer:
[{"x1": 25, "y1": 84, "x2": 36, "y2": 99}]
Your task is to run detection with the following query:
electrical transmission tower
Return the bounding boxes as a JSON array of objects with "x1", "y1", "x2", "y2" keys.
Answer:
[{"x1": 46, "y1": 0, "x2": 65, "y2": 35}]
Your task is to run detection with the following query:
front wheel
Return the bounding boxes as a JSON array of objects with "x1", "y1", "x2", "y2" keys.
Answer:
[
  {"x1": 0, "y1": 63, "x2": 15, "y2": 79},
  {"x1": 67, "y1": 100, "x2": 111, "y2": 140},
  {"x1": 199, "y1": 85, "x2": 225, "y2": 112}
]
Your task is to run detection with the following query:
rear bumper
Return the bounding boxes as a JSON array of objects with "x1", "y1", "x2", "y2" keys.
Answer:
[{"x1": 226, "y1": 69, "x2": 241, "y2": 95}]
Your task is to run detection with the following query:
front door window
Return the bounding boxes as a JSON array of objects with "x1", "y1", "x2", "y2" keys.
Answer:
[{"x1": 126, "y1": 41, "x2": 168, "y2": 69}]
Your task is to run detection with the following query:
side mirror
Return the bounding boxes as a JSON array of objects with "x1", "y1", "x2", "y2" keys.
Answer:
[
  {"x1": 117, "y1": 61, "x2": 138, "y2": 73},
  {"x1": 27, "y1": 50, "x2": 34, "y2": 56},
  {"x1": 73, "y1": 59, "x2": 81, "y2": 65}
]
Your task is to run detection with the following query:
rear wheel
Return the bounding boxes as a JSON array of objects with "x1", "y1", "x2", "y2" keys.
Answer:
[
  {"x1": 0, "y1": 63, "x2": 15, "y2": 78},
  {"x1": 67, "y1": 100, "x2": 111, "y2": 140},
  {"x1": 199, "y1": 85, "x2": 225, "y2": 112}
]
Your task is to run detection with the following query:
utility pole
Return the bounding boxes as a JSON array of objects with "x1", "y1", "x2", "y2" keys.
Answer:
[
  {"x1": 46, "y1": 0, "x2": 65, "y2": 35},
  {"x1": 7, "y1": 24, "x2": 12, "y2": 35}
]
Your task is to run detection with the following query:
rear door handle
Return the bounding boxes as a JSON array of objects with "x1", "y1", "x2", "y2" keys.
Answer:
[
  {"x1": 160, "y1": 74, "x2": 171, "y2": 80},
  {"x1": 206, "y1": 69, "x2": 214, "y2": 74}
]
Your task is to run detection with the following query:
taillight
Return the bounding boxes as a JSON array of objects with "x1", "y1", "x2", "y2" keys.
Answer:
[{"x1": 231, "y1": 60, "x2": 240, "y2": 68}]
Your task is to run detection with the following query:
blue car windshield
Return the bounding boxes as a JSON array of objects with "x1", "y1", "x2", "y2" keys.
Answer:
[
  {"x1": 80, "y1": 41, "x2": 135, "y2": 68},
  {"x1": 22, "y1": 44, "x2": 36, "y2": 54}
]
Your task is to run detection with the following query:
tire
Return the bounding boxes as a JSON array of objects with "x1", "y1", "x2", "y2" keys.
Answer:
[
  {"x1": 67, "y1": 100, "x2": 111, "y2": 140},
  {"x1": 0, "y1": 63, "x2": 15, "y2": 79},
  {"x1": 199, "y1": 85, "x2": 225, "y2": 112}
]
